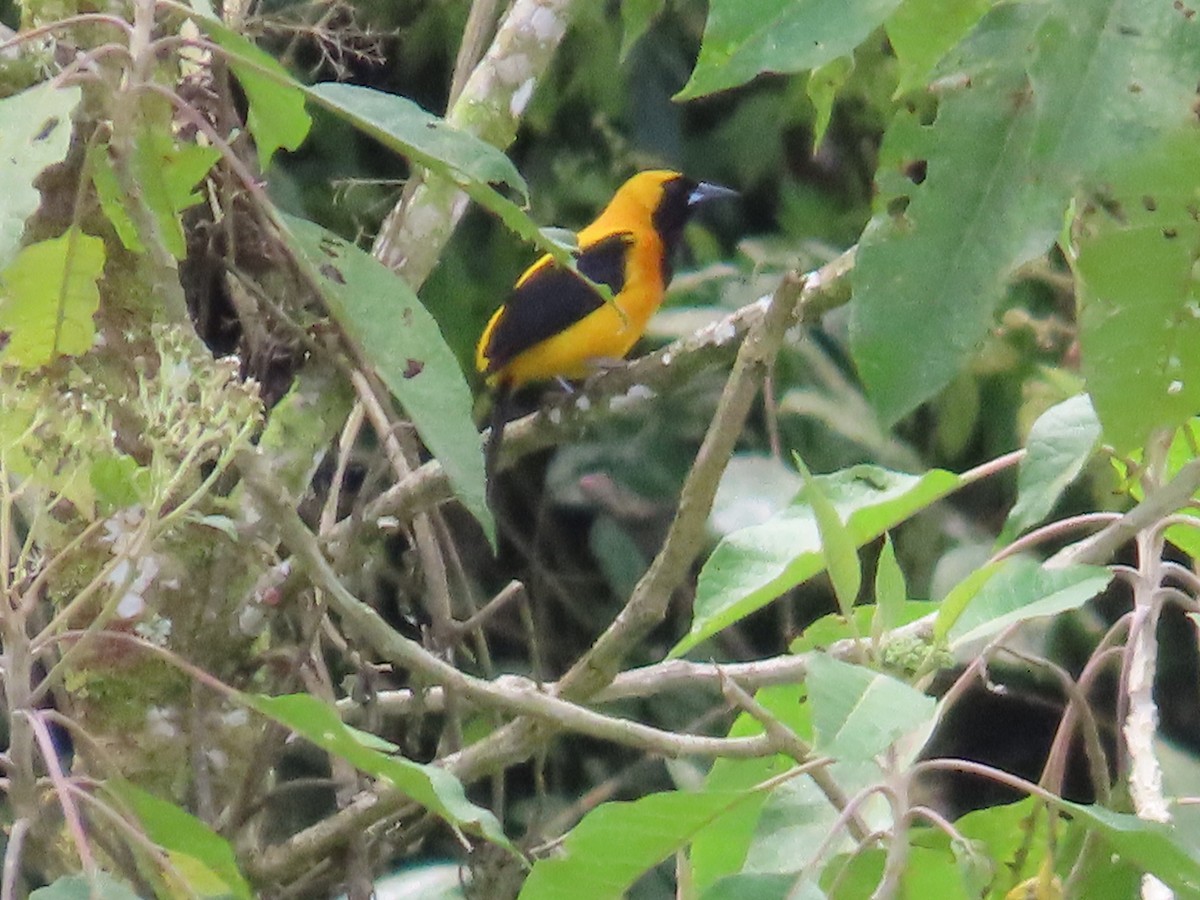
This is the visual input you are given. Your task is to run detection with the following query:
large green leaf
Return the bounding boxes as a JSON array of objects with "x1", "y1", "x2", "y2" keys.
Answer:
[
  {"x1": 886, "y1": 0, "x2": 992, "y2": 95},
  {"x1": 850, "y1": 4, "x2": 1064, "y2": 424},
  {"x1": 298, "y1": 84, "x2": 585, "y2": 275},
  {"x1": 0, "y1": 83, "x2": 79, "y2": 270},
  {"x1": 0, "y1": 228, "x2": 105, "y2": 369},
  {"x1": 249, "y1": 693, "x2": 513, "y2": 851},
  {"x1": 1060, "y1": 801, "x2": 1200, "y2": 894},
  {"x1": 107, "y1": 781, "x2": 251, "y2": 899},
  {"x1": 676, "y1": 0, "x2": 905, "y2": 100},
  {"x1": 806, "y1": 654, "x2": 936, "y2": 761},
  {"x1": 519, "y1": 791, "x2": 760, "y2": 900},
  {"x1": 1076, "y1": 131, "x2": 1200, "y2": 452},
  {"x1": 852, "y1": 0, "x2": 1200, "y2": 424},
  {"x1": 693, "y1": 684, "x2": 814, "y2": 891},
  {"x1": 1001, "y1": 393, "x2": 1102, "y2": 540},
  {"x1": 939, "y1": 557, "x2": 1111, "y2": 649},
  {"x1": 673, "y1": 466, "x2": 960, "y2": 657},
  {"x1": 306, "y1": 83, "x2": 526, "y2": 200},
  {"x1": 281, "y1": 214, "x2": 492, "y2": 541}
]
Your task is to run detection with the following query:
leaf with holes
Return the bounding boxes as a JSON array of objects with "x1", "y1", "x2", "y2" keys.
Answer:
[{"x1": 282, "y1": 214, "x2": 493, "y2": 543}]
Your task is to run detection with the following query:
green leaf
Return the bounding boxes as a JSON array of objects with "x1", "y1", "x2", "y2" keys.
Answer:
[
  {"x1": 794, "y1": 454, "x2": 862, "y2": 619},
  {"x1": 853, "y1": 0, "x2": 1200, "y2": 423},
  {"x1": 709, "y1": 453, "x2": 803, "y2": 538},
  {"x1": 701, "y1": 873, "x2": 808, "y2": 900},
  {"x1": 0, "y1": 82, "x2": 80, "y2": 270},
  {"x1": 742, "y1": 776, "x2": 841, "y2": 876},
  {"x1": 885, "y1": 0, "x2": 992, "y2": 95},
  {"x1": 306, "y1": 83, "x2": 526, "y2": 200},
  {"x1": 1001, "y1": 394, "x2": 1101, "y2": 540},
  {"x1": 806, "y1": 654, "x2": 936, "y2": 761},
  {"x1": 90, "y1": 453, "x2": 150, "y2": 513},
  {"x1": 92, "y1": 133, "x2": 220, "y2": 259},
  {"x1": 850, "y1": 5, "x2": 1065, "y2": 424},
  {"x1": 943, "y1": 557, "x2": 1111, "y2": 650},
  {"x1": 1075, "y1": 131, "x2": 1200, "y2": 452},
  {"x1": 248, "y1": 693, "x2": 513, "y2": 851},
  {"x1": 676, "y1": 0, "x2": 905, "y2": 100},
  {"x1": 693, "y1": 685, "x2": 815, "y2": 891},
  {"x1": 298, "y1": 83, "x2": 595, "y2": 286},
  {"x1": 106, "y1": 781, "x2": 251, "y2": 900},
  {"x1": 203, "y1": 23, "x2": 311, "y2": 170},
  {"x1": 932, "y1": 559, "x2": 1002, "y2": 642},
  {"x1": 30, "y1": 873, "x2": 142, "y2": 900},
  {"x1": 807, "y1": 56, "x2": 853, "y2": 150},
  {"x1": 280, "y1": 214, "x2": 493, "y2": 543},
  {"x1": 0, "y1": 228, "x2": 105, "y2": 368},
  {"x1": 871, "y1": 534, "x2": 907, "y2": 645},
  {"x1": 1116, "y1": 421, "x2": 1200, "y2": 560},
  {"x1": 1059, "y1": 801, "x2": 1200, "y2": 894},
  {"x1": 620, "y1": 0, "x2": 663, "y2": 59},
  {"x1": 674, "y1": 466, "x2": 960, "y2": 657},
  {"x1": 518, "y1": 791, "x2": 759, "y2": 900}
]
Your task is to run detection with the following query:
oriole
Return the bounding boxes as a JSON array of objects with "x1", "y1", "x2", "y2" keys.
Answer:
[{"x1": 476, "y1": 169, "x2": 736, "y2": 484}]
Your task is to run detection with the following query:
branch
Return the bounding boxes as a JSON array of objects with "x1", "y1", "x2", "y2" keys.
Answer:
[
  {"x1": 371, "y1": 0, "x2": 578, "y2": 284},
  {"x1": 1047, "y1": 457, "x2": 1200, "y2": 568}
]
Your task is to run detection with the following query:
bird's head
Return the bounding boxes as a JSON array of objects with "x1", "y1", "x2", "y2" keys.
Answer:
[{"x1": 596, "y1": 169, "x2": 737, "y2": 255}]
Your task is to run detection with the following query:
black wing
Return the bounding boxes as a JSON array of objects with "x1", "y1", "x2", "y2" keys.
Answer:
[{"x1": 482, "y1": 233, "x2": 632, "y2": 373}]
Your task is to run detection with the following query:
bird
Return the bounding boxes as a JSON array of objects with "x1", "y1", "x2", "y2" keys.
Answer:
[{"x1": 475, "y1": 169, "x2": 737, "y2": 493}]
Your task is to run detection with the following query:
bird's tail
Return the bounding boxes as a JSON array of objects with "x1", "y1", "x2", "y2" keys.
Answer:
[{"x1": 484, "y1": 381, "x2": 512, "y2": 508}]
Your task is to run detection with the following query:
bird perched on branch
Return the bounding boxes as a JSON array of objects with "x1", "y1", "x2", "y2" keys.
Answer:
[{"x1": 475, "y1": 169, "x2": 736, "y2": 490}]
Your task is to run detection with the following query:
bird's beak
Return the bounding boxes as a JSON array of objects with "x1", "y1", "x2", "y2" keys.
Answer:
[{"x1": 687, "y1": 181, "x2": 739, "y2": 207}]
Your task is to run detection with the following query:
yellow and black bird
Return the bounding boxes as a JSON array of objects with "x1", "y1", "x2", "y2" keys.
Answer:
[{"x1": 476, "y1": 169, "x2": 736, "y2": 488}]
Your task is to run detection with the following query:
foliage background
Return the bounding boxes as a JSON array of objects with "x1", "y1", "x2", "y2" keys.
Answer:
[{"x1": 3, "y1": 0, "x2": 1200, "y2": 898}]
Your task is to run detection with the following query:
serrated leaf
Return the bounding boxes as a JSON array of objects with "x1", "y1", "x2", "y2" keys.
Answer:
[
  {"x1": 943, "y1": 557, "x2": 1111, "y2": 650},
  {"x1": 1002, "y1": 394, "x2": 1101, "y2": 540},
  {"x1": 129, "y1": 131, "x2": 221, "y2": 258},
  {"x1": 203, "y1": 24, "x2": 311, "y2": 170},
  {"x1": 0, "y1": 228, "x2": 105, "y2": 368},
  {"x1": 0, "y1": 82, "x2": 80, "y2": 270},
  {"x1": 518, "y1": 791, "x2": 759, "y2": 900},
  {"x1": 106, "y1": 781, "x2": 252, "y2": 899},
  {"x1": 676, "y1": 0, "x2": 905, "y2": 100},
  {"x1": 674, "y1": 466, "x2": 960, "y2": 657},
  {"x1": 806, "y1": 654, "x2": 936, "y2": 761},
  {"x1": 794, "y1": 454, "x2": 861, "y2": 619},
  {"x1": 280, "y1": 214, "x2": 493, "y2": 543},
  {"x1": 248, "y1": 693, "x2": 513, "y2": 851}
]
